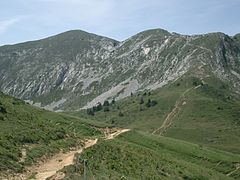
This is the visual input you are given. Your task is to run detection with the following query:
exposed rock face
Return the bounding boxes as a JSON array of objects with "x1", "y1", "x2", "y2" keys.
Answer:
[{"x1": 0, "y1": 29, "x2": 239, "y2": 110}]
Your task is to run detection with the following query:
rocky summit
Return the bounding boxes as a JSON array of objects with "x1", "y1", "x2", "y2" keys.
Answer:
[{"x1": 0, "y1": 29, "x2": 240, "y2": 111}]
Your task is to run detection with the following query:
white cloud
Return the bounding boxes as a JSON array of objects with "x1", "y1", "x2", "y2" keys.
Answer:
[{"x1": 0, "y1": 18, "x2": 20, "y2": 35}]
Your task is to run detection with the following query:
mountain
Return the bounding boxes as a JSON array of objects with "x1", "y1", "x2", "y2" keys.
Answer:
[
  {"x1": 0, "y1": 29, "x2": 240, "y2": 111},
  {"x1": 0, "y1": 30, "x2": 118, "y2": 110}
]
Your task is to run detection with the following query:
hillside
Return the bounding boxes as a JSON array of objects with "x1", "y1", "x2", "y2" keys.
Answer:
[
  {"x1": 0, "y1": 92, "x2": 101, "y2": 177},
  {"x1": 68, "y1": 69, "x2": 240, "y2": 153},
  {"x1": 0, "y1": 30, "x2": 118, "y2": 110},
  {"x1": 0, "y1": 29, "x2": 240, "y2": 111},
  {"x1": 62, "y1": 130, "x2": 240, "y2": 179}
]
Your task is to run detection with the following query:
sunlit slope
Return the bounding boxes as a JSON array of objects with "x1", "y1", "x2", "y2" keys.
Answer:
[
  {"x1": 0, "y1": 92, "x2": 100, "y2": 174},
  {"x1": 63, "y1": 130, "x2": 240, "y2": 179},
  {"x1": 69, "y1": 70, "x2": 240, "y2": 153}
]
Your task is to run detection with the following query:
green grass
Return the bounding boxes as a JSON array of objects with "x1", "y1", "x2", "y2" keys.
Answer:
[
  {"x1": 0, "y1": 92, "x2": 101, "y2": 175},
  {"x1": 164, "y1": 75, "x2": 240, "y2": 153},
  {"x1": 1, "y1": 69, "x2": 240, "y2": 179},
  {"x1": 66, "y1": 80, "x2": 185, "y2": 132},
  {"x1": 67, "y1": 71, "x2": 240, "y2": 153},
  {"x1": 59, "y1": 113, "x2": 113, "y2": 128},
  {"x1": 63, "y1": 130, "x2": 240, "y2": 179}
]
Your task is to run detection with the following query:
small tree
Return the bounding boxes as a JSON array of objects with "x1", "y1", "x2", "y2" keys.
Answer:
[
  {"x1": 103, "y1": 100, "x2": 110, "y2": 106},
  {"x1": 151, "y1": 100, "x2": 157, "y2": 106},
  {"x1": 146, "y1": 99, "x2": 157, "y2": 107},
  {"x1": 92, "y1": 106, "x2": 97, "y2": 112},
  {"x1": 139, "y1": 97, "x2": 144, "y2": 104},
  {"x1": 96, "y1": 102, "x2": 102, "y2": 111},
  {"x1": 111, "y1": 99, "x2": 116, "y2": 105},
  {"x1": 87, "y1": 108, "x2": 94, "y2": 116},
  {"x1": 146, "y1": 99, "x2": 151, "y2": 107}
]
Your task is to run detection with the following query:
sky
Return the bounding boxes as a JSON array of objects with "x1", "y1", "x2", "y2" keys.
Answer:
[{"x1": 0, "y1": 0, "x2": 240, "y2": 45}]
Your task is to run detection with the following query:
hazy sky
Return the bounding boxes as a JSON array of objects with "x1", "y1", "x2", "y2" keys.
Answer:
[{"x1": 0, "y1": 0, "x2": 240, "y2": 45}]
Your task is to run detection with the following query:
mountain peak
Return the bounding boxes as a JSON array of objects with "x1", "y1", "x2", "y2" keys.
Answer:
[
  {"x1": 49, "y1": 29, "x2": 118, "y2": 42},
  {"x1": 131, "y1": 28, "x2": 172, "y2": 39},
  {"x1": 0, "y1": 28, "x2": 240, "y2": 111}
]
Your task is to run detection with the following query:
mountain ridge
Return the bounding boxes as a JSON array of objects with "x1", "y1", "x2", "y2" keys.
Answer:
[
  {"x1": 0, "y1": 28, "x2": 239, "y2": 111},
  {"x1": 2, "y1": 28, "x2": 239, "y2": 48}
]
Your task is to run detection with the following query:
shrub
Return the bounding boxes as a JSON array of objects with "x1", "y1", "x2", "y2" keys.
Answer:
[
  {"x1": 55, "y1": 129, "x2": 66, "y2": 140},
  {"x1": 118, "y1": 112, "x2": 124, "y2": 117},
  {"x1": 217, "y1": 107, "x2": 223, "y2": 110},
  {"x1": 103, "y1": 100, "x2": 110, "y2": 106},
  {"x1": 96, "y1": 102, "x2": 102, "y2": 111},
  {"x1": 146, "y1": 99, "x2": 157, "y2": 107},
  {"x1": 86, "y1": 109, "x2": 94, "y2": 116},
  {"x1": 104, "y1": 106, "x2": 110, "y2": 112},
  {"x1": 111, "y1": 99, "x2": 116, "y2": 104},
  {"x1": 0, "y1": 107, "x2": 7, "y2": 114},
  {"x1": 192, "y1": 81, "x2": 198, "y2": 86},
  {"x1": 139, "y1": 98, "x2": 144, "y2": 104}
]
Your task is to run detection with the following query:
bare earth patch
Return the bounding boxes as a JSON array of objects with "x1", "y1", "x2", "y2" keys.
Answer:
[{"x1": 10, "y1": 128, "x2": 130, "y2": 180}]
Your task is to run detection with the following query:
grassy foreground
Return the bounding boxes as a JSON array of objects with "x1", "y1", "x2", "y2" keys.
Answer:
[{"x1": 62, "y1": 130, "x2": 240, "y2": 179}]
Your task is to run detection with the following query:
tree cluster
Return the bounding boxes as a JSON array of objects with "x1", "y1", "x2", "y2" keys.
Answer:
[{"x1": 86, "y1": 99, "x2": 115, "y2": 115}]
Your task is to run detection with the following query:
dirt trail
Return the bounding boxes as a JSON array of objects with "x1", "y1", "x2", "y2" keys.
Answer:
[
  {"x1": 105, "y1": 129, "x2": 130, "y2": 140},
  {"x1": 32, "y1": 139, "x2": 98, "y2": 180},
  {"x1": 226, "y1": 163, "x2": 240, "y2": 177},
  {"x1": 152, "y1": 85, "x2": 201, "y2": 135},
  {"x1": 12, "y1": 128, "x2": 130, "y2": 180},
  {"x1": 35, "y1": 129, "x2": 129, "y2": 180},
  {"x1": 19, "y1": 148, "x2": 27, "y2": 163}
]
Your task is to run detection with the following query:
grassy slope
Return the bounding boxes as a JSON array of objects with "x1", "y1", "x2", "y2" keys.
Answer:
[
  {"x1": 67, "y1": 72, "x2": 240, "y2": 153},
  {"x1": 165, "y1": 77, "x2": 240, "y2": 153},
  {"x1": 63, "y1": 130, "x2": 240, "y2": 179},
  {"x1": 0, "y1": 92, "x2": 101, "y2": 175}
]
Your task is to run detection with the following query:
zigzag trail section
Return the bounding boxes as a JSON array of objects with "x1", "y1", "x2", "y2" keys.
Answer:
[
  {"x1": 152, "y1": 82, "x2": 203, "y2": 135},
  {"x1": 10, "y1": 128, "x2": 130, "y2": 180}
]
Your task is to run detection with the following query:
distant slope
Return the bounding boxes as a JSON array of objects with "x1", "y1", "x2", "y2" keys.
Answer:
[
  {"x1": 69, "y1": 69, "x2": 240, "y2": 153},
  {"x1": 63, "y1": 130, "x2": 240, "y2": 179},
  {"x1": 0, "y1": 29, "x2": 240, "y2": 111},
  {"x1": 0, "y1": 92, "x2": 100, "y2": 176}
]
